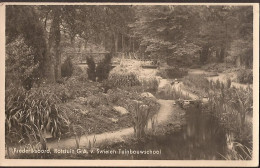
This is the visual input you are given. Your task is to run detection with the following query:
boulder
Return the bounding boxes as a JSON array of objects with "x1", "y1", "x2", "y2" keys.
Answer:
[
  {"x1": 113, "y1": 106, "x2": 129, "y2": 115},
  {"x1": 141, "y1": 92, "x2": 155, "y2": 99},
  {"x1": 109, "y1": 117, "x2": 119, "y2": 123}
]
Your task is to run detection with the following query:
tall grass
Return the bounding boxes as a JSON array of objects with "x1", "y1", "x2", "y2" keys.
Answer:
[
  {"x1": 5, "y1": 85, "x2": 69, "y2": 149},
  {"x1": 156, "y1": 85, "x2": 191, "y2": 100},
  {"x1": 128, "y1": 97, "x2": 160, "y2": 139},
  {"x1": 182, "y1": 74, "x2": 253, "y2": 159},
  {"x1": 219, "y1": 140, "x2": 252, "y2": 160},
  {"x1": 129, "y1": 101, "x2": 150, "y2": 139},
  {"x1": 183, "y1": 74, "x2": 253, "y2": 134},
  {"x1": 208, "y1": 86, "x2": 253, "y2": 138}
]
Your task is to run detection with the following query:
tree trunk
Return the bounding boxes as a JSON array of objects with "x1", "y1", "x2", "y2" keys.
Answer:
[
  {"x1": 48, "y1": 7, "x2": 61, "y2": 82},
  {"x1": 114, "y1": 31, "x2": 118, "y2": 55},
  {"x1": 200, "y1": 45, "x2": 209, "y2": 64},
  {"x1": 44, "y1": 44, "x2": 56, "y2": 83},
  {"x1": 219, "y1": 46, "x2": 225, "y2": 63},
  {"x1": 70, "y1": 36, "x2": 75, "y2": 52}
]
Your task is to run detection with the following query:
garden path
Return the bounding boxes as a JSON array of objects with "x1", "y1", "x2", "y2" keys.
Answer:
[{"x1": 47, "y1": 99, "x2": 175, "y2": 149}]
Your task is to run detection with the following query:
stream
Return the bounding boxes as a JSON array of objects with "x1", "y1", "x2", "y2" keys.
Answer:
[{"x1": 90, "y1": 105, "x2": 227, "y2": 160}]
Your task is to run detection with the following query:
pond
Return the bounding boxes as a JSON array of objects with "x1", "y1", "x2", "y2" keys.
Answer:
[{"x1": 90, "y1": 105, "x2": 228, "y2": 160}]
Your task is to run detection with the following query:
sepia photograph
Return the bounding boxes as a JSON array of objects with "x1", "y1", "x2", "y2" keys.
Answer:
[{"x1": 0, "y1": 2, "x2": 259, "y2": 167}]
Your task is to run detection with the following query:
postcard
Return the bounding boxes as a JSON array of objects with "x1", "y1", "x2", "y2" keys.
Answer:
[{"x1": 0, "y1": 2, "x2": 259, "y2": 167}]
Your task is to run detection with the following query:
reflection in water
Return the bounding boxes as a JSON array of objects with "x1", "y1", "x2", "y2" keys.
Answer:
[{"x1": 100, "y1": 106, "x2": 228, "y2": 160}]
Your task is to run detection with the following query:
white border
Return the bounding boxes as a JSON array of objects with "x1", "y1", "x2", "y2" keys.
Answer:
[{"x1": 0, "y1": 2, "x2": 259, "y2": 167}]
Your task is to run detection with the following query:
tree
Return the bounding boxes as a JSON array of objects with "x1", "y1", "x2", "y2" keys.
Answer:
[
  {"x1": 131, "y1": 5, "x2": 253, "y2": 67},
  {"x1": 6, "y1": 6, "x2": 50, "y2": 88}
]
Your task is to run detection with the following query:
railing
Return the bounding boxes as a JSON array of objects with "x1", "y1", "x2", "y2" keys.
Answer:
[{"x1": 64, "y1": 51, "x2": 159, "y2": 69}]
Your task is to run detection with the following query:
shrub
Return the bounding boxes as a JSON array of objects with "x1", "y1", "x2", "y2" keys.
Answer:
[
  {"x1": 140, "y1": 77, "x2": 159, "y2": 93},
  {"x1": 182, "y1": 74, "x2": 209, "y2": 91},
  {"x1": 86, "y1": 95, "x2": 102, "y2": 108},
  {"x1": 190, "y1": 64, "x2": 202, "y2": 69},
  {"x1": 6, "y1": 36, "x2": 39, "y2": 90},
  {"x1": 86, "y1": 56, "x2": 96, "y2": 81},
  {"x1": 236, "y1": 69, "x2": 253, "y2": 84},
  {"x1": 108, "y1": 65, "x2": 141, "y2": 88},
  {"x1": 157, "y1": 67, "x2": 188, "y2": 79},
  {"x1": 156, "y1": 69, "x2": 168, "y2": 79},
  {"x1": 96, "y1": 53, "x2": 112, "y2": 82},
  {"x1": 72, "y1": 65, "x2": 84, "y2": 77},
  {"x1": 61, "y1": 57, "x2": 74, "y2": 78},
  {"x1": 64, "y1": 76, "x2": 102, "y2": 98},
  {"x1": 72, "y1": 66, "x2": 88, "y2": 82},
  {"x1": 108, "y1": 72, "x2": 140, "y2": 87}
]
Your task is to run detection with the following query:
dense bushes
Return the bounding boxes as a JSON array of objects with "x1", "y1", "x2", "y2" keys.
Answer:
[
  {"x1": 236, "y1": 69, "x2": 253, "y2": 84},
  {"x1": 157, "y1": 67, "x2": 188, "y2": 79},
  {"x1": 61, "y1": 57, "x2": 73, "y2": 77}
]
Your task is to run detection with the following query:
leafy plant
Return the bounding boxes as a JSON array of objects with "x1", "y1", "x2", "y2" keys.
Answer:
[
  {"x1": 219, "y1": 141, "x2": 252, "y2": 160},
  {"x1": 5, "y1": 85, "x2": 69, "y2": 147}
]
